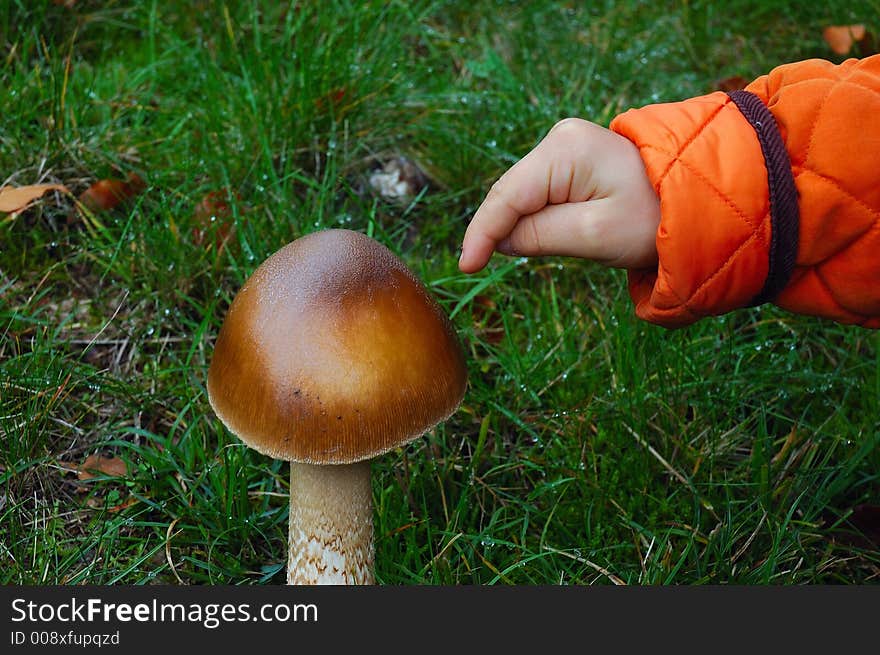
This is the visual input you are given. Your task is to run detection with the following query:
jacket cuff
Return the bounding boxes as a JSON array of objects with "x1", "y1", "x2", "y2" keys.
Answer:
[
  {"x1": 726, "y1": 90, "x2": 799, "y2": 306},
  {"x1": 610, "y1": 91, "x2": 774, "y2": 328}
]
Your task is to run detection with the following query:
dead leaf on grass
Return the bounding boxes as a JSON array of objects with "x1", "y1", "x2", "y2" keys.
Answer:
[
  {"x1": 57, "y1": 453, "x2": 129, "y2": 498},
  {"x1": 822, "y1": 24, "x2": 871, "y2": 55},
  {"x1": 106, "y1": 495, "x2": 139, "y2": 513},
  {"x1": 76, "y1": 453, "x2": 128, "y2": 481},
  {"x1": 76, "y1": 172, "x2": 146, "y2": 214},
  {"x1": 0, "y1": 183, "x2": 70, "y2": 215}
]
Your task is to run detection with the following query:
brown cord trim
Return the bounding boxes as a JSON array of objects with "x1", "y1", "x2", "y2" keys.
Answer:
[{"x1": 727, "y1": 90, "x2": 800, "y2": 306}]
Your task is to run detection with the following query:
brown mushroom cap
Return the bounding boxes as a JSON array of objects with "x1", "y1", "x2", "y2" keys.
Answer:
[{"x1": 206, "y1": 228, "x2": 468, "y2": 464}]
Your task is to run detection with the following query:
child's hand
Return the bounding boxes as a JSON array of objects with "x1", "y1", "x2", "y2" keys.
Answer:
[{"x1": 458, "y1": 118, "x2": 661, "y2": 273}]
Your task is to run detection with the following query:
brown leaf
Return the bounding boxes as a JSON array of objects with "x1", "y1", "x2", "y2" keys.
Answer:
[
  {"x1": 0, "y1": 183, "x2": 69, "y2": 215},
  {"x1": 77, "y1": 453, "x2": 128, "y2": 480},
  {"x1": 107, "y1": 496, "x2": 139, "y2": 513},
  {"x1": 76, "y1": 172, "x2": 146, "y2": 214},
  {"x1": 715, "y1": 75, "x2": 749, "y2": 92},
  {"x1": 822, "y1": 24, "x2": 867, "y2": 55}
]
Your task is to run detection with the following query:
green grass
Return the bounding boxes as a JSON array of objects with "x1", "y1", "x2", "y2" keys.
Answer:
[{"x1": 2, "y1": 0, "x2": 878, "y2": 585}]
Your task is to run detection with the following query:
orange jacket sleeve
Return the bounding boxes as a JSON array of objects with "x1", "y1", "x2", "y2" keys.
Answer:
[{"x1": 609, "y1": 55, "x2": 880, "y2": 329}]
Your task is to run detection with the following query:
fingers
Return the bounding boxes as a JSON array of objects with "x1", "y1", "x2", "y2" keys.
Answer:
[
  {"x1": 495, "y1": 202, "x2": 605, "y2": 261},
  {"x1": 496, "y1": 198, "x2": 656, "y2": 268},
  {"x1": 459, "y1": 118, "x2": 660, "y2": 273},
  {"x1": 458, "y1": 230, "x2": 500, "y2": 274},
  {"x1": 458, "y1": 118, "x2": 602, "y2": 273},
  {"x1": 494, "y1": 198, "x2": 659, "y2": 269},
  {"x1": 458, "y1": 152, "x2": 556, "y2": 273}
]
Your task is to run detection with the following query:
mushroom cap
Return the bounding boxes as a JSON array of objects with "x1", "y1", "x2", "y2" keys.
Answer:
[{"x1": 206, "y1": 229, "x2": 468, "y2": 465}]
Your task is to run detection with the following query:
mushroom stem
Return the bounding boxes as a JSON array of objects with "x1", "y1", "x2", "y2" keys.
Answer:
[{"x1": 287, "y1": 460, "x2": 375, "y2": 585}]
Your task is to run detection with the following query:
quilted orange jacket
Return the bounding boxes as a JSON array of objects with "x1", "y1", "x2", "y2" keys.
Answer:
[{"x1": 609, "y1": 55, "x2": 880, "y2": 329}]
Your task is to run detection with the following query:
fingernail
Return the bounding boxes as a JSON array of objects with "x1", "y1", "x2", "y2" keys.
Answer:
[{"x1": 496, "y1": 238, "x2": 515, "y2": 255}]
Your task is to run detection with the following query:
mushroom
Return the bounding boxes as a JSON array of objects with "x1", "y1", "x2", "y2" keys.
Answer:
[{"x1": 206, "y1": 228, "x2": 468, "y2": 584}]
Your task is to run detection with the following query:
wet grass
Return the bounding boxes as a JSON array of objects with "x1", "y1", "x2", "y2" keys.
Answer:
[{"x1": 1, "y1": 0, "x2": 879, "y2": 585}]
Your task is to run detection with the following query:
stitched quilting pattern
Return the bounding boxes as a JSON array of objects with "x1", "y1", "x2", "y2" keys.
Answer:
[
  {"x1": 611, "y1": 92, "x2": 772, "y2": 325},
  {"x1": 611, "y1": 55, "x2": 880, "y2": 328}
]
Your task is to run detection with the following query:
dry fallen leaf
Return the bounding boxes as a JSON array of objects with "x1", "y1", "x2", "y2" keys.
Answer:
[
  {"x1": 77, "y1": 453, "x2": 128, "y2": 480},
  {"x1": 77, "y1": 172, "x2": 146, "y2": 213},
  {"x1": 0, "y1": 183, "x2": 69, "y2": 215},
  {"x1": 106, "y1": 495, "x2": 139, "y2": 513},
  {"x1": 822, "y1": 24, "x2": 867, "y2": 55}
]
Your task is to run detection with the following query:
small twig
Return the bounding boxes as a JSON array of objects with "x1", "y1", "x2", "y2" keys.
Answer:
[
  {"x1": 0, "y1": 419, "x2": 28, "y2": 435},
  {"x1": 48, "y1": 416, "x2": 84, "y2": 435},
  {"x1": 0, "y1": 538, "x2": 16, "y2": 564},
  {"x1": 639, "y1": 536, "x2": 656, "y2": 583},
  {"x1": 427, "y1": 532, "x2": 463, "y2": 571},
  {"x1": 625, "y1": 424, "x2": 720, "y2": 521},
  {"x1": 47, "y1": 461, "x2": 80, "y2": 475},
  {"x1": 80, "y1": 290, "x2": 129, "y2": 358},
  {"x1": 111, "y1": 336, "x2": 130, "y2": 371},
  {"x1": 165, "y1": 518, "x2": 185, "y2": 585},
  {"x1": 544, "y1": 546, "x2": 626, "y2": 585},
  {"x1": 24, "y1": 266, "x2": 57, "y2": 309},
  {"x1": 1, "y1": 381, "x2": 39, "y2": 394},
  {"x1": 731, "y1": 511, "x2": 767, "y2": 564},
  {"x1": 246, "y1": 490, "x2": 288, "y2": 499},
  {"x1": 623, "y1": 423, "x2": 689, "y2": 487}
]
